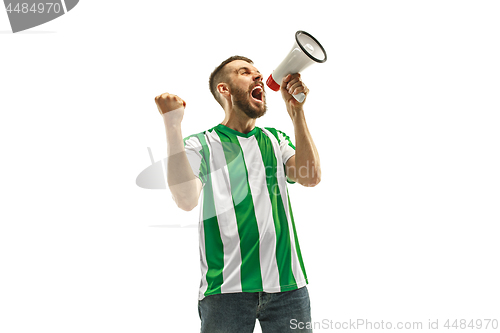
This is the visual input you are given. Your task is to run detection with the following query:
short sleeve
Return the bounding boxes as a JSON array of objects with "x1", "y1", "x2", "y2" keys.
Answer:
[
  {"x1": 183, "y1": 135, "x2": 207, "y2": 186},
  {"x1": 275, "y1": 129, "x2": 296, "y2": 166},
  {"x1": 264, "y1": 127, "x2": 296, "y2": 184}
]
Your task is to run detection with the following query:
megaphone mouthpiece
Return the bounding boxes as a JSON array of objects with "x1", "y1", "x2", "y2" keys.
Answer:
[{"x1": 266, "y1": 75, "x2": 281, "y2": 92}]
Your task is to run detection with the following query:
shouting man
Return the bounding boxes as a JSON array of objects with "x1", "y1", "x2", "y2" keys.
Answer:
[{"x1": 154, "y1": 56, "x2": 321, "y2": 333}]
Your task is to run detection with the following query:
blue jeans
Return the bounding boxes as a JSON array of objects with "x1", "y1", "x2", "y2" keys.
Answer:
[{"x1": 198, "y1": 286, "x2": 312, "y2": 333}]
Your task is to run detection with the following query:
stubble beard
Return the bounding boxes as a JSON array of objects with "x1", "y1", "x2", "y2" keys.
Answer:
[{"x1": 230, "y1": 84, "x2": 267, "y2": 119}]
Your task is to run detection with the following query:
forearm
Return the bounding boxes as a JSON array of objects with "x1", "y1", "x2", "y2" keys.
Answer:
[
  {"x1": 163, "y1": 116, "x2": 201, "y2": 210},
  {"x1": 292, "y1": 110, "x2": 321, "y2": 186}
]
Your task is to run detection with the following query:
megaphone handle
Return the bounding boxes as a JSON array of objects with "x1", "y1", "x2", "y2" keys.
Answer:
[{"x1": 293, "y1": 92, "x2": 305, "y2": 103}]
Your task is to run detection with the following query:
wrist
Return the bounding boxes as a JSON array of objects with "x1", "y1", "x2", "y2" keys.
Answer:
[
  {"x1": 162, "y1": 108, "x2": 184, "y2": 128},
  {"x1": 289, "y1": 107, "x2": 305, "y2": 124},
  {"x1": 163, "y1": 115, "x2": 182, "y2": 130}
]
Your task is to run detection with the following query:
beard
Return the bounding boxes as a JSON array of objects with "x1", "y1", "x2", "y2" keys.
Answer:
[{"x1": 230, "y1": 83, "x2": 267, "y2": 119}]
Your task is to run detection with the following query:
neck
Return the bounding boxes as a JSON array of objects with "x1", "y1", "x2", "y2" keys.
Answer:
[{"x1": 221, "y1": 107, "x2": 256, "y2": 134}]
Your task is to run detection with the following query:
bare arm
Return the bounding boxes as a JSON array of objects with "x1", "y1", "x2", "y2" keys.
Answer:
[
  {"x1": 155, "y1": 93, "x2": 202, "y2": 211},
  {"x1": 281, "y1": 74, "x2": 321, "y2": 187}
]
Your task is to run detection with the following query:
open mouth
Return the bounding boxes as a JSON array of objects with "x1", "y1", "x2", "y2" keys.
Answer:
[{"x1": 251, "y1": 85, "x2": 264, "y2": 103}]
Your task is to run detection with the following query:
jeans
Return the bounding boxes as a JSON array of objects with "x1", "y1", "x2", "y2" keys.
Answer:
[{"x1": 198, "y1": 286, "x2": 312, "y2": 333}]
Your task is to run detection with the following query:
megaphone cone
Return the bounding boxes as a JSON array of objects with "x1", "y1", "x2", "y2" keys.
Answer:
[{"x1": 266, "y1": 31, "x2": 327, "y2": 102}]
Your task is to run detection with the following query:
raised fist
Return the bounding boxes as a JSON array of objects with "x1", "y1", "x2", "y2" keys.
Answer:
[{"x1": 154, "y1": 93, "x2": 186, "y2": 115}]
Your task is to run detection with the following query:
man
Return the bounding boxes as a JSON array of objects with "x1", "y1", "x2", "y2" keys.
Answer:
[{"x1": 154, "y1": 56, "x2": 321, "y2": 332}]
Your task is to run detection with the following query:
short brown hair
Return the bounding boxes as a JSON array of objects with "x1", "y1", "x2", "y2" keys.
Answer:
[{"x1": 209, "y1": 55, "x2": 253, "y2": 107}]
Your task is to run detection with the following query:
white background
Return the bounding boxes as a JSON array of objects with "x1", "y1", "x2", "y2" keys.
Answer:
[{"x1": 1, "y1": 1, "x2": 499, "y2": 332}]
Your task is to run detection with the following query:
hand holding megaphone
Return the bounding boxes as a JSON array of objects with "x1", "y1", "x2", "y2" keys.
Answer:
[
  {"x1": 281, "y1": 73, "x2": 309, "y2": 104},
  {"x1": 266, "y1": 31, "x2": 327, "y2": 103}
]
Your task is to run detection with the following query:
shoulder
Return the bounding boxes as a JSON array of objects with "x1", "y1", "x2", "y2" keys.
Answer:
[
  {"x1": 263, "y1": 127, "x2": 293, "y2": 145},
  {"x1": 183, "y1": 125, "x2": 218, "y2": 145},
  {"x1": 262, "y1": 127, "x2": 281, "y2": 139}
]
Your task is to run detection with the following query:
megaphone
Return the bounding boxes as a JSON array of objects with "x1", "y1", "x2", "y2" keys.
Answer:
[{"x1": 266, "y1": 31, "x2": 327, "y2": 103}]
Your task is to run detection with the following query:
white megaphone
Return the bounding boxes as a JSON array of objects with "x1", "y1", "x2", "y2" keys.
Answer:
[{"x1": 266, "y1": 31, "x2": 327, "y2": 103}]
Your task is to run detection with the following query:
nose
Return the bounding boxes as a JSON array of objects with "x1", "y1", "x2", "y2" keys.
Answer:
[{"x1": 253, "y1": 72, "x2": 263, "y2": 82}]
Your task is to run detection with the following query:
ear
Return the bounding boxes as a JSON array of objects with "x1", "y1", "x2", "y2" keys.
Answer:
[
  {"x1": 217, "y1": 82, "x2": 230, "y2": 97},
  {"x1": 217, "y1": 83, "x2": 231, "y2": 107}
]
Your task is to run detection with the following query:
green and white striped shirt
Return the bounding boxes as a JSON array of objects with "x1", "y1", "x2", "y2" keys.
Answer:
[{"x1": 184, "y1": 124, "x2": 308, "y2": 300}]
